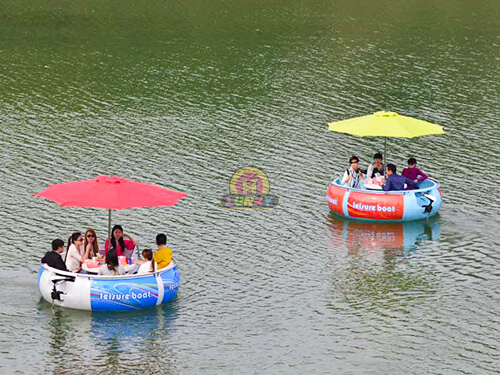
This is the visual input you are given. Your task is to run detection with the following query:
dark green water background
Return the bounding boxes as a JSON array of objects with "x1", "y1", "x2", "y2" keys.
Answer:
[{"x1": 1, "y1": 0, "x2": 499, "y2": 374}]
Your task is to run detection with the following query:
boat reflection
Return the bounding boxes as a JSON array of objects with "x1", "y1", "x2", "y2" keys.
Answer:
[
  {"x1": 90, "y1": 303, "x2": 180, "y2": 374},
  {"x1": 327, "y1": 214, "x2": 440, "y2": 254},
  {"x1": 40, "y1": 301, "x2": 180, "y2": 374}
]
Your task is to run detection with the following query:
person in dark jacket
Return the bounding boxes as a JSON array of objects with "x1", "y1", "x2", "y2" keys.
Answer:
[
  {"x1": 383, "y1": 163, "x2": 418, "y2": 191},
  {"x1": 41, "y1": 239, "x2": 68, "y2": 271}
]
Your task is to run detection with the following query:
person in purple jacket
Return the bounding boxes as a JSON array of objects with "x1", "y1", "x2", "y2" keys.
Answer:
[
  {"x1": 402, "y1": 158, "x2": 428, "y2": 190},
  {"x1": 383, "y1": 164, "x2": 418, "y2": 191}
]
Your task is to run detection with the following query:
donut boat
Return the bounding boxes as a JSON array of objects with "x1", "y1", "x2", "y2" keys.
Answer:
[
  {"x1": 327, "y1": 178, "x2": 442, "y2": 222},
  {"x1": 38, "y1": 260, "x2": 180, "y2": 311}
]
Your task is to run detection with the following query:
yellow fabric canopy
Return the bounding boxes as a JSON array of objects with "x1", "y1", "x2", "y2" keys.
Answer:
[{"x1": 328, "y1": 111, "x2": 445, "y2": 138}]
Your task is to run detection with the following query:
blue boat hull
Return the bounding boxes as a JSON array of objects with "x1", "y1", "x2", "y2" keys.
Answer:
[{"x1": 38, "y1": 261, "x2": 180, "y2": 311}]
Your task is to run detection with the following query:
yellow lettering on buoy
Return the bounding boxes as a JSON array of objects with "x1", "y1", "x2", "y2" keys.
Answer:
[{"x1": 243, "y1": 196, "x2": 254, "y2": 207}]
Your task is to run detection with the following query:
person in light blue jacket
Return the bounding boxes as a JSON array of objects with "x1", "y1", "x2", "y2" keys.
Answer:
[{"x1": 341, "y1": 155, "x2": 365, "y2": 189}]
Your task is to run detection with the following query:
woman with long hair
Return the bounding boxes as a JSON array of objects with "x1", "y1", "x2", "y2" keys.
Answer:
[
  {"x1": 104, "y1": 225, "x2": 136, "y2": 257},
  {"x1": 65, "y1": 232, "x2": 83, "y2": 273},
  {"x1": 97, "y1": 250, "x2": 125, "y2": 276},
  {"x1": 137, "y1": 249, "x2": 156, "y2": 274},
  {"x1": 83, "y1": 228, "x2": 99, "y2": 260}
]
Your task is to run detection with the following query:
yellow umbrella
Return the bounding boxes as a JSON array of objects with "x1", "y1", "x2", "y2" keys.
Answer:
[{"x1": 328, "y1": 111, "x2": 445, "y2": 161}]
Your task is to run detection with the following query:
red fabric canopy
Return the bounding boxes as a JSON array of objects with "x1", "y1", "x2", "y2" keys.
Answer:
[{"x1": 34, "y1": 176, "x2": 187, "y2": 210}]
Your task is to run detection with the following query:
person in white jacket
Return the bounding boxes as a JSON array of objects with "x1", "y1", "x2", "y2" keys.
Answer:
[
  {"x1": 137, "y1": 249, "x2": 157, "y2": 274},
  {"x1": 341, "y1": 155, "x2": 365, "y2": 188},
  {"x1": 65, "y1": 232, "x2": 83, "y2": 273}
]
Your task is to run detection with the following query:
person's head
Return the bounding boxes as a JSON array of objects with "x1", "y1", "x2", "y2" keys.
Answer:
[
  {"x1": 142, "y1": 249, "x2": 155, "y2": 272},
  {"x1": 407, "y1": 157, "x2": 417, "y2": 168},
  {"x1": 156, "y1": 233, "x2": 167, "y2": 247},
  {"x1": 373, "y1": 152, "x2": 383, "y2": 164},
  {"x1": 349, "y1": 155, "x2": 360, "y2": 169},
  {"x1": 142, "y1": 249, "x2": 153, "y2": 261},
  {"x1": 84, "y1": 229, "x2": 99, "y2": 256},
  {"x1": 110, "y1": 225, "x2": 125, "y2": 251},
  {"x1": 106, "y1": 250, "x2": 119, "y2": 272},
  {"x1": 112, "y1": 225, "x2": 123, "y2": 239},
  {"x1": 386, "y1": 163, "x2": 397, "y2": 175},
  {"x1": 52, "y1": 238, "x2": 65, "y2": 253},
  {"x1": 67, "y1": 232, "x2": 83, "y2": 250}
]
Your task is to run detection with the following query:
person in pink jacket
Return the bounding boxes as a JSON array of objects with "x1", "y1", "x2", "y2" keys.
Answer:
[
  {"x1": 402, "y1": 158, "x2": 428, "y2": 189},
  {"x1": 104, "y1": 224, "x2": 136, "y2": 257}
]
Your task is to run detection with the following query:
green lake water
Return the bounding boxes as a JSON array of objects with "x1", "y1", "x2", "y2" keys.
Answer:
[{"x1": 0, "y1": 0, "x2": 499, "y2": 374}]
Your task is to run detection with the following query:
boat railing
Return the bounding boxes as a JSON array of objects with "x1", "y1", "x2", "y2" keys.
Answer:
[
  {"x1": 330, "y1": 178, "x2": 439, "y2": 195},
  {"x1": 41, "y1": 258, "x2": 178, "y2": 279}
]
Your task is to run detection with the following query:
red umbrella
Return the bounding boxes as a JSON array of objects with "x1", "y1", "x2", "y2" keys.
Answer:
[{"x1": 35, "y1": 175, "x2": 188, "y2": 238}]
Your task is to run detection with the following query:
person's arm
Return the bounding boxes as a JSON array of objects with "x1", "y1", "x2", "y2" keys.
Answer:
[
  {"x1": 124, "y1": 239, "x2": 136, "y2": 250},
  {"x1": 165, "y1": 251, "x2": 172, "y2": 266},
  {"x1": 123, "y1": 234, "x2": 136, "y2": 248},
  {"x1": 55, "y1": 255, "x2": 68, "y2": 272},
  {"x1": 358, "y1": 170, "x2": 365, "y2": 181},
  {"x1": 84, "y1": 243, "x2": 92, "y2": 260},
  {"x1": 341, "y1": 170, "x2": 351, "y2": 185},
  {"x1": 405, "y1": 177, "x2": 418, "y2": 188},
  {"x1": 366, "y1": 165, "x2": 374, "y2": 180},
  {"x1": 55, "y1": 257, "x2": 69, "y2": 271},
  {"x1": 161, "y1": 249, "x2": 173, "y2": 267},
  {"x1": 416, "y1": 168, "x2": 428, "y2": 182},
  {"x1": 382, "y1": 178, "x2": 392, "y2": 191}
]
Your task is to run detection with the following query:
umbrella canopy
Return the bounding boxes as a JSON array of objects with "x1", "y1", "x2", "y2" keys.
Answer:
[
  {"x1": 35, "y1": 176, "x2": 187, "y2": 209},
  {"x1": 34, "y1": 176, "x2": 188, "y2": 240},
  {"x1": 328, "y1": 111, "x2": 445, "y2": 138},
  {"x1": 328, "y1": 111, "x2": 445, "y2": 161}
]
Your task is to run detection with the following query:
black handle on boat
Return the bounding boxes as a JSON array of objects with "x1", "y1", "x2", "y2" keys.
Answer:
[
  {"x1": 423, "y1": 193, "x2": 436, "y2": 214},
  {"x1": 51, "y1": 285, "x2": 66, "y2": 301}
]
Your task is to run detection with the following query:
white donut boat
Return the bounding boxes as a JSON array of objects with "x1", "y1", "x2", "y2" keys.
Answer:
[
  {"x1": 38, "y1": 260, "x2": 180, "y2": 311},
  {"x1": 327, "y1": 178, "x2": 442, "y2": 221}
]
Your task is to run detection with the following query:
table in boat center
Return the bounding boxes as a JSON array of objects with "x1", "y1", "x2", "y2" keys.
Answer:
[
  {"x1": 82, "y1": 260, "x2": 138, "y2": 274},
  {"x1": 364, "y1": 183, "x2": 383, "y2": 190}
]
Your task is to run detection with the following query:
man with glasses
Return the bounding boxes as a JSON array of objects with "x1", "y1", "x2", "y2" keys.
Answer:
[{"x1": 341, "y1": 155, "x2": 365, "y2": 188}]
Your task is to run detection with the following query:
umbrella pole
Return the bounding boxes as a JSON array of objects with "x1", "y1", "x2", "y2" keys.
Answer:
[
  {"x1": 384, "y1": 138, "x2": 387, "y2": 164},
  {"x1": 108, "y1": 209, "x2": 112, "y2": 243}
]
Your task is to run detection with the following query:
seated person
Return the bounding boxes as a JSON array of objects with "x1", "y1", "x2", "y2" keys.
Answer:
[
  {"x1": 104, "y1": 225, "x2": 136, "y2": 257},
  {"x1": 98, "y1": 250, "x2": 125, "y2": 276},
  {"x1": 137, "y1": 249, "x2": 157, "y2": 274},
  {"x1": 41, "y1": 239, "x2": 68, "y2": 271},
  {"x1": 154, "y1": 233, "x2": 173, "y2": 269},
  {"x1": 65, "y1": 232, "x2": 84, "y2": 273},
  {"x1": 402, "y1": 158, "x2": 428, "y2": 190},
  {"x1": 366, "y1": 152, "x2": 385, "y2": 184},
  {"x1": 341, "y1": 155, "x2": 365, "y2": 189},
  {"x1": 383, "y1": 163, "x2": 418, "y2": 191},
  {"x1": 83, "y1": 228, "x2": 100, "y2": 260}
]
